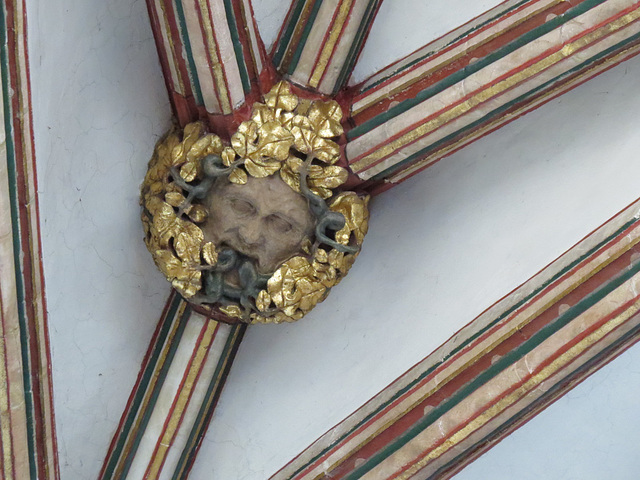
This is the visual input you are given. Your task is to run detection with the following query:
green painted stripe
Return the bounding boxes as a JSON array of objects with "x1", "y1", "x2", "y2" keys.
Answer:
[
  {"x1": 287, "y1": 0, "x2": 325, "y2": 76},
  {"x1": 359, "y1": 0, "x2": 532, "y2": 95},
  {"x1": 223, "y1": 0, "x2": 251, "y2": 94},
  {"x1": 347, "y1": 0, "x2": 608, "y2": 141},
  {"x1": 173, "y1": 0, "x2": 205, "y2": 106},
  {"x1": 100, "y1": 295, "x2": 186, "y2": 480},
  {"x1": 119, "y1": 302, "x2": 192, "y2": 479},
  {"x1": 370, "y1": 31, "x2": 640, "y2": 181},
  {"x1": 431, "y1": 322, "x2": 640, "y2": 480},
  {"x1": 285, "y1": 212, "x2": 639, "y2": 478},
  {"x1": 273, "y1": 0, "x2": 309, "y2": 67},
  {"x1": 172, "y1": 323, "x2": 246, "y2": 480},
  {"x1": 345, "y1": 259, "x2": 640, "y2": 479},
  {"x1": 332, "y1": 0, "x2": 382, "y2": 95},
  {"x1": 0, "y1": 4, "x2": 38, "y2": 478}
]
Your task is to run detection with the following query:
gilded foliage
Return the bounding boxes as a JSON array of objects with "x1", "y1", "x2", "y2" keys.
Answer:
[
  {"x1": 141, "y1": 81, "x2": 370, "y2": 324},
  {"x1": 141, "y1": 124, "x2": 221, "y2": 299}
]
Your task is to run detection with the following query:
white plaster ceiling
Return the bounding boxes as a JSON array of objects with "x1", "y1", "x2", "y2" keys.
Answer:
[{"x1": 26, "y1": 0, "x2": 640, "y2": 478}]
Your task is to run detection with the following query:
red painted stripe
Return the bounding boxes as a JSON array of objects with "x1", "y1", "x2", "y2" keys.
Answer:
[
  {"x1": 315, "y1": 0, "x2": 360, "y2": 88},
  {"x1": 348, "y1": 7, "x2": 639, "y2": 172},
  {"x1": 283, "y1": 213, "x2": 640, "y2": 478},
  {"x1": 143, "y1": 320, "x2": 219, "y2": 478},
  {"x1": 0, "y1": 288, "x2": 17, "y2": 480},
  {"x1": 386, "y1": 40, "x2": 640, "y2": 187},
  {"x1": 193, "y1": 0, "x2": 225, "y2": 113},
  {"x1": 389, "y1": 294, "x2": 640, "y2": 479},
  {"x1": 98, "y1": 291, "x2": 179, "y2": 479},
  {"x1": 350, "y1": 0, "x2": 563, "y2": 105}
]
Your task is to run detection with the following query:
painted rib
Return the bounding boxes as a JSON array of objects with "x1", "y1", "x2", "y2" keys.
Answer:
[
  {"x1": 0, "y1": 1, "x2": 59, "y2": 478},
  {"x1": 146, "y1": 0, "x2": 268, "y2": 120},
  {"x1": 273, "y1": 0, "x2": 384, "y2": 95},
  {"x1": 99, "y1": 294, "x2": 245, "y2": 480},
  {"x1": 345, "y1": 0, "x2": 640, "y2": 183},
  {"x1": 272, "y1": 197, "x2": 640, "y2": 479}
]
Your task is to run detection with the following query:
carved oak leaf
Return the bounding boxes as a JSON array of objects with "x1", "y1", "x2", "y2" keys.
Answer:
[
  {"x1": 228, "y1": 167, "x2": 248, "y2": 184},
  {"x1": 330, "y1": 193, "x2": 370, "y2": 246},
  {"x1": 251, "y1": 103, "x2": 276, "y2": 126},
  {"x1": 171, "y1": 122, "x2": 205, "y2": 167},
  {"x1": 180, "y1": 134, "x2": 223, "y2": 181},
  {"x1": 187, "y1": 204, "x2": 208, "y2": 223},
  {"x1": 308, "y1": 165, "x2": 348, "y2": 198},
  {"x1": 280, "y1": 112, "x2": 313, "y2": 132},
  {"x1": 164, "y1": 191, "x2": 185, "y2": 208},
  {"x1": 231, "y1": 121, "x2": 259, "y2": 159},
  {"x1": 295, "y1": 277, "x2": 327, "y2": 312},
  {"x1": 221, "y1": 147, "x2": 236, "y2": 167},
  {"x1": 291, "y1": 125, "x2": 315, "y2": 155},
  {"x1": 244, "y1": 159, "x2": 281, "y2": 178},
  {"x1": 172, "y1": 270, "x2": 201, "y2": 298},
  {"x1": 175, "y1": 231, "x2": 201, "y2": 265},
  {"x1": 220, "y1": 305, "x2": 242, "y2": 318},
  {"x1": 264, "y1": 81, "x2": 298, "y2": 112},
  {"x1": 279, "y1": 156, "x2": 303, "y2": 193},
  {"x1": 153, "y1": 250, "x2": 202, "y2": 298},
  {"x1": 328, "y1": 249, "x2": 357, "y2": 281},
  {"x1": 202, "y1": 242, "x2": 218, "y2": 266},
  {"x1": 311, "y1": 136, "x2": 340, "y2": 164},
  {"x1": 308, "y1": 100, "x2": 344, "y2": 138},
  {"x1": 255, "y1": 290, "x2": 271, "y2": 312},
  {"x1": 256, "y1": 121, "x2": 294, "y2": 161},
  {"x1": 152, "y1": 202, "x2": 182, "y2": 247},
  {"x1": 267, "y1": 257, "x2": 328, "y2": 316}
]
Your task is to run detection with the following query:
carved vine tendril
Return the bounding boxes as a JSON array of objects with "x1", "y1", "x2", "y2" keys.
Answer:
[{"x1": 141, "y1": 81, "x2": 369, "y2": 324}]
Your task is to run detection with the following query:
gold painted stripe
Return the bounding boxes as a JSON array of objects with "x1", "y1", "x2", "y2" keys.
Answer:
[
  {"x1": 351, "y1": 0, "x2": 563, "y2": 116},
  {"x1": 0, "y1": 295, "x2": 14, "y2": 480},
  {"x1": 308, "y1": 0, "x2": 355, "y2": 88},
  {"x1": 351, "y1": 7, "x2": 640, "y2": 173},
  {"x1": 298, "y1": 228, "x2": 640, "y2": 479},
  {"x1": 394, "y1": 297, "x2": 640, "y2": 480},
  {"x1": 145, "y1": 320, "x2": 219, "y2": 479},
  {"x1": 280, "y1": 0, "x2": 317, "y2": 71},
  {"x1": 112, "y1": 300, "x2": 187, "y2": 479},
  {"x1": 158, "y1": 0, "x2": 186, "y2": 95},
  {"x1": 388, "y1": 40, "x2": 640, "y2": 183},
  {"x1": 196, "y1": 0, "x2": 232, "y2": 114}
]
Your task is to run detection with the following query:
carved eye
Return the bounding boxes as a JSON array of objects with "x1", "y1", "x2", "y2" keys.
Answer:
[
  {"x1": 229, "y1": 198, "x2": 256, "y2": 216},
  {"x1": 266, "y1": 214, "x2": 293, "y2": 233}
]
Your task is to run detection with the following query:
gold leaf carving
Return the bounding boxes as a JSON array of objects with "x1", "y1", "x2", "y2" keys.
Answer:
[
  {"x1": 221, "y1": 147, "x2": 236, "y2": 167},
  {"x1": 220, "y1": 305, "x2": 242, "y2": 318},
  {"x1": 165, "y1": 191, "x2": 185, "y2": 207},
  {"x1": 231, "y1": 121, "x2": 259, "y2": 159},
  {"x1": 264, "y1": 81, "x2": 298, "y2": 112},
  {"x1": 330, "y1": 193, "x2": 370, "y2": 246},
  {"x1": 308, "y1": 100, "x2": 344, "y2": 138},
  {"x1": 142, "y1": 83, "x2": 368, "y2": 324},
  {"x1": 229, "y1": 168, "x2": 248, "y2": 184},
  {"x1": 256, "y1": 290, "x2": 271, "y2": 312},
  {"x1": 256, "y1": 121, "x2": 294, "y2": 161},
  {"x1": 308, "y1": 165, "x2": 348, "y2": 197},
  {"x1": 187, "y1": 204, "x2": 208, "y2": 223},
  {"x1": 279, "y1": 156, "x2": 303, "y2": 193},
  {"x1": 202, "y1": 242, "x2": 218, "y2": 265}
]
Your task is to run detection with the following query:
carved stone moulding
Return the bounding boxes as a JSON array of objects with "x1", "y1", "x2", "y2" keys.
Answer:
[{"x1": 141, "y1": 82, "x2": 369, "y2": 324}]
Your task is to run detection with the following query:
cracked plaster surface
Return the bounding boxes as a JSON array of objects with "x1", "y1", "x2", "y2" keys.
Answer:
[
  {"x1": 27, "y1": 0, "x2": 171, "y2": 478},
  {"x1": 21, "y1": 0, "x2": 640, "y2": 479}
]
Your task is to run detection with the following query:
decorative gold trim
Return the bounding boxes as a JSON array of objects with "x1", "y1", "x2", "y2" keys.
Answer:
[{"x1": 141, "y1": 82, "x2": 369, "y2": 324}]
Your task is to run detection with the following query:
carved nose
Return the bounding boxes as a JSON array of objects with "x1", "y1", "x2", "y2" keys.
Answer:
[{"x1": 238, "y1": 223, "x2": 263, "y2": 246}]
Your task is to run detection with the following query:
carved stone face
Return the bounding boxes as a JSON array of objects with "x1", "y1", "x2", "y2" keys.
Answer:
[{"x1": 202, "y1": 174, "x2": 315, "y2": 274}]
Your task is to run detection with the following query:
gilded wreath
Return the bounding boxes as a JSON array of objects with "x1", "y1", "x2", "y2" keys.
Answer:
[{"x1": 141, "y1": 82, "x2": 369, "y2": 324}]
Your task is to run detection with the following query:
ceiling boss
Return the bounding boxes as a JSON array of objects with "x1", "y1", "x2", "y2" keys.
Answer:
[{"x1": 141, "y1": 82, "x2": 369, "y2": 324}]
